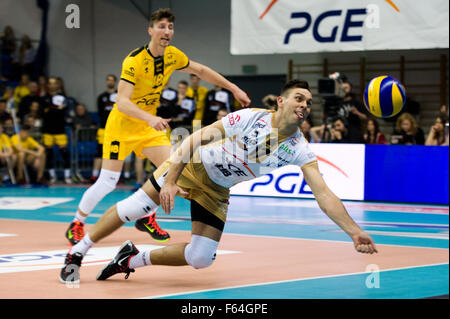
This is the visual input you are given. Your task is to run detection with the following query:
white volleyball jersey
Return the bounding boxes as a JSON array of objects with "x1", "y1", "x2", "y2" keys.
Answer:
[{"x1": 198, "y1": 108, "x2": 317, "y2": 188}]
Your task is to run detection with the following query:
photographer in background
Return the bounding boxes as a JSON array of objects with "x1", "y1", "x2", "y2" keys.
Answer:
[{"x1": 317, "y1": 73, "x2": 365, "y2": 143}]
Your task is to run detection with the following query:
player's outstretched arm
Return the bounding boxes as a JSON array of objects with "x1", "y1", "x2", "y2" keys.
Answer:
[
  {"x1": 302, "y1": 162, "x2": 378, "y2": 254},
  {"x1": 180, "y1": 61, "x2": 251, "y2": 108},
  {"x1": 160, "y1": 120, "x2": 226, "y2": 214},
  {"x1": 116, "y1": 80, "x2": 170, "y2": 131}
]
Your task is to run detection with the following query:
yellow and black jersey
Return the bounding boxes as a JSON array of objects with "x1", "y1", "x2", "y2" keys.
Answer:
[{"x1": 118, "y1": 45, "x2": 189, "y2": 119}]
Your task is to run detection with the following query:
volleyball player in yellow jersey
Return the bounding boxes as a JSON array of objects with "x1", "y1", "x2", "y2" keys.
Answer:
[{"x1": 64, "y1": 8, "x2": 250, "y2": 248}]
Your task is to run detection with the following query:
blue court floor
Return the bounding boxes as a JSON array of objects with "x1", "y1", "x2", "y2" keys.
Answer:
[{"x1": 0, "y1": 185, "x2": 448, "y2": 299}]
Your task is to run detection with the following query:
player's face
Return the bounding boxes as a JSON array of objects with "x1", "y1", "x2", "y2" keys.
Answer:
[
  {"x1": 149, "y1": 18, "x2": 174, "y2": 47},
  {"x1": 280, "y1": 88, "x2": 312, "y2": 125}
]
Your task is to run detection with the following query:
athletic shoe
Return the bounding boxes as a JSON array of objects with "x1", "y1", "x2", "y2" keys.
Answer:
[
  {"x1": 96, "y1": 240, "x2": 138, "y2": 281},
  {"x1": 135, "y1": 212, "x2": 170, "y2": 242},
  {"x1": 65, "y1": 221, "x2": 85, "y2": 246},
  {"x1": 59, "y1": 252, "x2": 83, "y2": 284}
]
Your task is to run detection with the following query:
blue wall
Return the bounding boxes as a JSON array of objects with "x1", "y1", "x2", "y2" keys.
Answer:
[{"x1": 365, "y1": 145, "x2": 449, "y2": 204}]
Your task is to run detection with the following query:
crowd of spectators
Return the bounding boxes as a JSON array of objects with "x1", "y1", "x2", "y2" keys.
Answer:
[
  {"x1": 1, "y1": 25, "x2": 448, "y2": 187},
  {"x1": 263, "y1": 77, "x2": 449, "y2": 147}
]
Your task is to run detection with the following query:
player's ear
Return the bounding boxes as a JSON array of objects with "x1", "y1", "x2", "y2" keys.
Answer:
[
  {"x1": 148, "y1": 26, "x2": 153, "y2": 37},
  {"x1": 276, "y1": 96, "x2": 284, "y2": 109}
]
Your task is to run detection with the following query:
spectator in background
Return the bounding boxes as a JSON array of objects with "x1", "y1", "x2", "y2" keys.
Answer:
[
  {"x1": 0, "y1": 122, "x2": 17, "y2": 184},
  {"x1": 171, "y1": 80, "x2": 196, "y2": 130},
  {"x1": 23, "y1": 100, "x2": 43, "y2": 133},
  {"x1": 203, "y1": 85, "x2": 234, "y2": 126},
  {"x1": 16, "y1": 35, "x2": 36, "y2": 76},
  {"x1": 439, "y1": 104, "x2": 448, "y2": 122},
  {"x1": 390, "y1": 112, "x2": 425, "y2": 145},
  {"x1": 17, "y1": 81, "x2": 43, "y2": 123},
  {"x1": 2, "y1": 118, "x2": 15, "y2": 137},
  {"x1": 425, "y1": 115, "x2": 448, "y2": 146},
  {"x1": 37, "y1": 75, "x2": 48, "y2": 97},
  {"x1": 41, "y1": 76, "x2": 72, "y2": 184},
  {"x1": 91, "y1": 74, "x2": 117, "y2": 182},
  {"x1": 216, "y1": 107, "x2": 228, "y2": 121},
  {"x1": 301, "y1": 117, "x2": 317, "y2": 143},
  {"x1": 0, "y1": 99, "x2": 12, "y2": 124},
  {"x1": 336, "y1": 80, "x2": 367, "y2": 135},
  {"x1": 262, "y1": 94, "x2": 278, "y2": 111},
  {"x1": 13, "y1": 73, "x2": 31, "y2": 106},
  {"x1": 73, "y1": 103, "x2": 94, "y2": 130},
  {"x1": 11, "y1": 124, "x2": 46, "y2": 184},
  {"x1": 157, "y1": 80, "x2": 178, "y2": 121},
  {"x1": 186, "y1": 74, "x2": 208, "y2": 125},
  {"x1": 330, "y1": 117, "x2": 365, "y2": 144},
  {"x1": 1, "y1": 86, "x2": 15, "y2": 111},
  {"x1": 0, "y1": 26, "x2": 16, "y2": 80},
  {"x1": 363, "y1": 117, "x2": 387, "y2": 145}
]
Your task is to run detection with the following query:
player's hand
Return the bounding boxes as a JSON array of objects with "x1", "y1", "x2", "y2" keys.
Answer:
[
  {"x1": 159, "y1": 182, "x2": 189, "y2": 214},
  {"x1": 351, "y1": 231, "x2": 378, "y2": 254},
  {"x1": 233, "y1": 88, "x2": 251, "y2": 108},
  {"x1": 148, "y1": 116, "x2": 171, "y2": 131}
]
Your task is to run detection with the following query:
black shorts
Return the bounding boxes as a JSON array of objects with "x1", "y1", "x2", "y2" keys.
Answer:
[
  {"x1": 149, "y1": 175, "x2": 225, "y2": 232},
  {"x1": 190, "y1": 199, "x2": 225, "y2": 232}
]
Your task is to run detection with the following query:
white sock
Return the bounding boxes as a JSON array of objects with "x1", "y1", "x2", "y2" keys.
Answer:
[
  {"x1": 124, "y1": 171, "x2": 130, "y2": 179},
  {"x1": 129, "y1": 250, "x2": 151, "y2": 269},
  {"x1": 92, "y1": 170, "x2": 99, "y2": 177},
  {"x1": 64, "y1": 169, "x2": 71, "y2": 178},
  {"x1": 73, "y1": 211, "x2": 87, "y2": 223},
  {"x1": 70, "y1": 233, "x2": 94, "y2": 256}
]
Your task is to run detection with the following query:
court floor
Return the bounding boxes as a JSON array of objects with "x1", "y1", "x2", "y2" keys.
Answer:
[{"x1": 0, "y1": 185, "x2": 448, "y2": 299}]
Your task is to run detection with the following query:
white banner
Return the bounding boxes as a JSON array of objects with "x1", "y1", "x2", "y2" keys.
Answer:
[
  {"x1": 230, "y1": 144, "x2": 365, "y2": 200},
  {"x1": 230, "y1": 0, "x2": 449, "y2": 54}
]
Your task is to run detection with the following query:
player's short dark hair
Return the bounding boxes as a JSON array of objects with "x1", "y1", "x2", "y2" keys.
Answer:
[
  {"x1": 150, "y1": 8, "x2": 175, "y2": 26},
  {"x1": 178, "y1": 80, "x2": 188, "y2": 86},
  {"x1": 21, "y1": 124, "x2": 31, "y2": 131},
  {"x1": 280, "y1": 79, "x2": 310, "y2": 97}
]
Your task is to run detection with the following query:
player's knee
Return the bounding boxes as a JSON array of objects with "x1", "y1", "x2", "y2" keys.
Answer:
[
  {"x1": 97, "y1": 169, "x2": 120, "y2": 190},
  {"x1": 116, "y1": 188, "x2": 158, "y2": 222},
  {"x1": 184, "y1": 235, "x2": 219, "y2": 269}
]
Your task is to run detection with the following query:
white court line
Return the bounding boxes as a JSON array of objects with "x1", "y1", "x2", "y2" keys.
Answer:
[
  {"x1": 0, "y1": 233, "x2": 17, "y2": 238},
  {"x1": 142, "y1": 262, "x2": 449, "y2": 299}
]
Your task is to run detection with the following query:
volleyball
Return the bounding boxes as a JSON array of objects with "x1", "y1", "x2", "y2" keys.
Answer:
[{"x1": 363, "y1": 76, "x2": 406, "y2": 118}]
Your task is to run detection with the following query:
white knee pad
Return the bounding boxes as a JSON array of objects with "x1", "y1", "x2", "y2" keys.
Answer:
[
  {"x1": 116, "y1": 188, "x2": 158, "y2": 222},
  {"x1": 184, "y1": 234, "x2": 219, "y2": 269},
  {"x1": 78, "y1": 169, "x2": 121, "y2": 214}
]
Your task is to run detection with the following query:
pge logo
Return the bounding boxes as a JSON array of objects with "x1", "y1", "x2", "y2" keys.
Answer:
[
  {"x1": 284, "y1": 8, "x2": 375, "y2": 44},
  {"x1": 260, "y1": 0, "x2": 401, "y2": 44}
]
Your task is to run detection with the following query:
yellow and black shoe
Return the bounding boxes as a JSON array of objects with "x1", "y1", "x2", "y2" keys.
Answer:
[
  {"x1": 134, "y1": 212, "x2": 170, "y2": 242},
  {"x1": 65, "y1": 221, "x2": 85, "y2": 246}
]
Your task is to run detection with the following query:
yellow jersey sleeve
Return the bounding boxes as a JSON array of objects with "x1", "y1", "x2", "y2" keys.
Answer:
[
  {"x1": 120, "y1": 51, "x2": 141, "y2": 85},
  {"x1": 171, "y1": 46, "x2": 190, "y2": 70}
]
